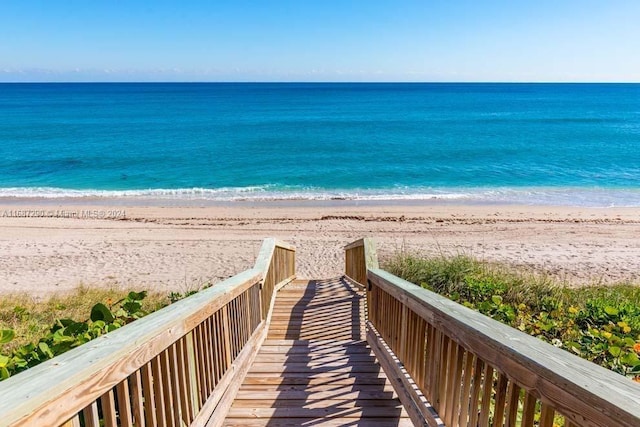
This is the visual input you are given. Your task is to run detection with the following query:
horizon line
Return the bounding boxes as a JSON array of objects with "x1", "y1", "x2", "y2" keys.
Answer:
[{"x1": 0, "y1": 81, "x2": 639, "y2": 84}]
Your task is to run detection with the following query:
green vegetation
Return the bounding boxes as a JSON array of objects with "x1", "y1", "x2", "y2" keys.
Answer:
[
  {"x1": 0, "y1": 286, "x2": 202, "y2": 381},
  {"x1": 384, "y1": 253, "x2": 640, "y2": 381}
]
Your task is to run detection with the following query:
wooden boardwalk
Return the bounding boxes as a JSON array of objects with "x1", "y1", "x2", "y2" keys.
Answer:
[
  {"x1": 223, "y1": 278, "x2": 413, "y2": 426},
  {"x1": 4, "y1": 238, "x2": 637, "y2": 427}
]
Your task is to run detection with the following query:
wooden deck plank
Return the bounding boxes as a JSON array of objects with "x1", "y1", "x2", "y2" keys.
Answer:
[
  {"x1": 234, "y1": 390, "x2": 399, "y2": 400},
  {"x1": 223, "y1": 278, "x2": 412, "y2": 426},
  {"x1": 251, "y1": 354, "x2": 376, "y2": 363},
  {"x1": 243, "y1": 371, "x2": 390, "y2": 379},
  {"x1": 261, "y1": 342, "x2": 368, "y2": 349},
  {"x1": 224, "y1": 418, "x2": 416, "y2": 426},
  {"x1": 258, "y1": 345, "x2": 371, "y2": 354},
  {"x1": 239, "y1": 384, "x2": 397, "y2": 392},
  {"x1": 249, "y1": 362, "x2": 384, "y2": 371},
  {"x1": 231, "y1": 398, "x2": 403, "y2": 407},
  {"x1": 241, "y1": 376, "x2": 390, "y2": 386},
  {"x1": 226, "y1": 407, "x2": 410, "y2": 418}
]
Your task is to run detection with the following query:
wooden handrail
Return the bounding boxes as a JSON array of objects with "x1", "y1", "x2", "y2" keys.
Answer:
[
  {"x1": 255, "y1": 238, "x2": 296, "y2": 318},
  {"x1": 344, "y1": 237, "x2": 640, "y2": 427},
  {"x1": 0, "y1": 238, "x2": 295, "y2": 427},
  {"x1": 344, "y1": 237, "x2": 378, "y2": 286}
]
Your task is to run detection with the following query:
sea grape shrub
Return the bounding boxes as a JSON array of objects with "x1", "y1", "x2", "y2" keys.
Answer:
[
  {"x1": 454, "y1": 289, "x2": 640, "y2": 379},
  {"x1": 455, "y1": 289, "x2": 640, "y2": 379},
  {"x1": 386, "y1": 254, "x2": 640, "y2": 381},
  {"x1": 0, "y1": 291, "x2": 149, "y2": 381}
]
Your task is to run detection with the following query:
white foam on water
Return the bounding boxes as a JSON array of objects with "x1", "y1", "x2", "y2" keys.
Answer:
[{"x1": 0, "y1": 186, "x2": 638, "y2": 207}]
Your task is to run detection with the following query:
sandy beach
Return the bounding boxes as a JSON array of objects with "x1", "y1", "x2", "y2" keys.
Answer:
[{"x1": 0, "y1": 201, "x2": 639, "y2": 296}]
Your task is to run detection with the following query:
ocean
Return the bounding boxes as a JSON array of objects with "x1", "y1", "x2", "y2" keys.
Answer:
[{"x1": 0, "y1": 82, "x2": 639, "y2": 207}]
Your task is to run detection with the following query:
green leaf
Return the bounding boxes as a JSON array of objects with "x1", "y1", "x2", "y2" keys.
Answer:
[
  {"x1": 123, "y1": 301, "x2": 142, "y2": 315},
  {"x1": 90, "y1": 303, "x2": 114, "y2": 323},
  {"x1": 567, "y1": 342, "x2": 582, "y2": 355},
  {"x1": 478, "y1": 301, "x2": 492, "y2": 312},
  {"x1": 608, "y1": 346, "x2": 621, "y2": 357},
  {"x1": 127, "y1": 291, "x2": 147, "y2": 301},
  {"x1": 12, "y1": 356, "x2": 27, "y2": 368},
  {"x1": 52, "y1": 329, "x2": 76, "y2": 344},
  {"x1": 0, "y1": 354, "x2": 9, "y2": 368},
  {"x1": 620, "y1": 351, "x2": 640, "y2": 365},
  {"x1": 64, "y1": 321, "x2": 88, "y2": 336},
  {"x1": 91, "y1": 320, "x2": 106, "y2": 329},
  {"x1": 0, "y1": 366, "x2": 9, "y2": 380},
  {"x1": 491, "y1": 295, "x2": 503, "y2": 305},
  {"x1": 57, "y1": 318, "x2": 76, "y2": 327},
  {"x1": 604, "y1": 306, "x2": 619, "y2": 316},
  {"x1": 0, "y1": 329, "x2": 15, "y2": 344},
  {"x1": 14, "y1": 343, "x2": 35, "y2": 356},
  {"x1": 38, "y1": 342, "x2": 54, "y2": 359}
]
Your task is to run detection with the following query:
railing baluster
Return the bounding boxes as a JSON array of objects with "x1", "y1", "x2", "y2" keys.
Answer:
[
  {"x1": 539, "y1": 402, "x2": 556, "y2": 427},
  {"x1": 214, "y1": 310, "x2": 225, "y2": 383},
  {"x1": 82, "y1": 402, "x2": 100, "y2": 427},
  {"x1": 160, "y1": 350, "x2": 176, "y2": 427},
  {"x1": 444, "y1": 336, "x2": 458, "y2": 423},
  {"x1": 184, "y1": 331, "x2": 201, "y2": 416},
  {"x1": 101, "y1": 389, "x2": 118, "y2": 427},
  {"x1": 492, "y1": 372, "x2": 508, "y2": 427},
  {"x1": 521, "y1": 391, "x2": 537, "y2": 427},
  {"x1": 478, "y1": 365, "x2": 494, "y2": 427},
  {"x1": 141, "y1": 363, "x2": 159, "y2": 427},
  {"x1": 168, "y1": 344, "x2": 184, "y2": 425},
  {"x1": 203, "y1": 316, "x2": 216, "y2": 390},
  {"x1": 176, "y1": 338, "x2": 192, "y2": 424},
  {"x1": 438, "y1": 333, "x2": 451, "y2": 414},
  {"x1": 61, "y1": 414, "x2": 81, "y2": 427},
  {"x1": 468, "y1": 357, "x2": 484, "y2": 427},
  {"x1": 449, "y1": 346, "x2": 465, "y2": 427},
  {"x1": 130, "y1": 369, "x2": 146, "y2": 427},
  {"x1": 116, "y1": 379, "x2": 134, "y2": 427},
  {"x1": 457, "y1": 350, "x2": 475, "y2": 426},
  {"x1": 225, "y1": 298, "x2": 234, "y2": 367},
  {"x1": 428, "y1": 325, "x2": 441, "y2": 407}
]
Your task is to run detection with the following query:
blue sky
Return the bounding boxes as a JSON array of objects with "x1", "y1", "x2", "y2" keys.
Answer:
[{"x1": 1, "y1": 0, "x2": 639, "y2": 82}]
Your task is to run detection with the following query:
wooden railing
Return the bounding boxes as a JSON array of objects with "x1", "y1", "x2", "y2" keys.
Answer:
[
  {"x1": 344, "y1": 237, "x2": 378, "y2": 286},
  {"x1": 0, "y1": 238, "x2": 295, "y2": 427},
  {"x1": 345, "y1": 238, "x2": 640, "y2": 427}
]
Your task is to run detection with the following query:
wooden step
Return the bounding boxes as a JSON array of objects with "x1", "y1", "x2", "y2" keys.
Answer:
[
  {"x1": 260, "y1": 341, "x2": 368, "y2": 347},
  {"x1": 251, "y1": 353, "x2": 376, "y2": 363},
  {"x1": 241, "y1": 375, "x2": 389, "y2": 386},
  {"x1": 226, "y1": 407, "x2": 409, "y2": 419},
  {"x1": 223, "y1": 278, "x2": 411, "y2": 426},
  {"x1": 243, "y1": 371, "x2": 390, "y2": 379},
  {"x1": 258, "y1": 345, "x2": 372, "y2": 354},
  {"x1": 231, "y1": 398, "x2": 402, "y2": 407},
  {"x1": 248, "y1": 363, "x2": 383, "y2": 374},
  {"x1": 224, "y1": 417, "x2": 415, "y2": 426},
  {"x1": 239, "y1": 384, "x2": 397, "y2": 392}
]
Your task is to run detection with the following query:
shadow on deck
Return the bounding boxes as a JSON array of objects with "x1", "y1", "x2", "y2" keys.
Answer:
[{"x1": 224, "y1": 277, "x2": 413, "y2": 426}]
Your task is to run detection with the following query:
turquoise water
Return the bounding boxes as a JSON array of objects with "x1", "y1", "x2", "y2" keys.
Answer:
[{"x1": 0, "y1": 83, "x2": 639, "y2": 206}]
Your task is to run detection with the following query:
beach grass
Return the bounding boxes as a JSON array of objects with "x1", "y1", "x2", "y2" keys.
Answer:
[{"x1": 383, "y1": 252, "x2": 640, "y2": 311}]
